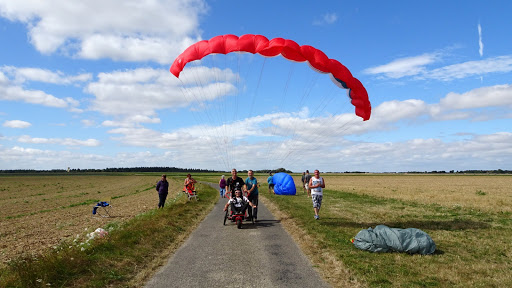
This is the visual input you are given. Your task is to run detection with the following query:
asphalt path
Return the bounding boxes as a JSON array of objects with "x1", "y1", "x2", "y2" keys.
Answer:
[{"x1": 144, "y1": 183, "x2": 330, "y2": 288}]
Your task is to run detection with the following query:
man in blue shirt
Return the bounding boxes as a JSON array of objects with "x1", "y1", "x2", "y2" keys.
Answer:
[
  {"x1": 267, "y1": 172, "x2": 274, "y2": 194},
  {"x1": 245, "y1": 170, "x2": 259, "y2": 221}
]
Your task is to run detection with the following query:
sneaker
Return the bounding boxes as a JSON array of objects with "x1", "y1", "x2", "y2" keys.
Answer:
[{"x1": 314, "y1": 215, "x2": 319, "y2": 220}]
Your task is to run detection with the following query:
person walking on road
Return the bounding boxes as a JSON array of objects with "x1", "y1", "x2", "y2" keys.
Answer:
[
  {"x1": 156, "y1": 174, "x2": 169, "y2": 209},
  {"x1": 245, "y1": 170, "x2": 259, "y2": 221},
  {"x1": 226, "y1": 168, "x2": 245, "y2": 199},
  {"x1": 309, "y1": 170, "x2": 325, "y2": 220},
  {"x1": 219, "y1": 175, "x2": 227, "y2": 198}
]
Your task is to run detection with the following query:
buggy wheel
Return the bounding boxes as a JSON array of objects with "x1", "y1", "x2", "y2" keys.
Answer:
[
  {"x1": 236, "y1": 219, "x2": 242, "y2": 229},
  {"x1": 223, "y1": 209, "x2": 228, "y2": 225}
]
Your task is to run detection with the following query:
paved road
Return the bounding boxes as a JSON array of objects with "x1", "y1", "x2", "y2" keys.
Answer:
[{"x1": 145, "y1": 184, "x2": 330, "y2": 288}]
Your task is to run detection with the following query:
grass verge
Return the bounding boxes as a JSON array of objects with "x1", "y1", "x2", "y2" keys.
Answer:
[
  {"x1": 260, "y1": 188, "x2": 512, "y2": 288},
  {"x1": 0, "y1": 183, "x2": 218, "y2": 288}
]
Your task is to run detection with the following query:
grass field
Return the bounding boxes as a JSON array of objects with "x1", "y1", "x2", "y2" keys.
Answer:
[
  {"x1": 203, "y1": 173, "x2": 512, "y2": 287},
  {"x1": 1, "y1": 173, "x2": 511, "y2": 287},
  {"x1": 284, "y1": 174, "x2": 512, "y2": 287}
]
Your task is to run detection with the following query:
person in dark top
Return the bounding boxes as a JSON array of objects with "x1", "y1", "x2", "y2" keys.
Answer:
[
  {"x1": 156, "y1": 174, "x2": 169, "y2": 208},
  {"x1": 304, "y1": 170, "x2": 312, "y2": 198},
  {"x1": 226, "y1": 168, "x2": 245, "y2": 198}
]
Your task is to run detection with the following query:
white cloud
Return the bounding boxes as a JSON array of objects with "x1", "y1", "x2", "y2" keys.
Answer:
[
  {"x1": 0, "y1": 0, "x2": 207, "y2": 64},
  {"x1": 313, "y1": 12, "x2": 338, "y2": 25},
  {"x1": 102, "y1": 115, "x2": 160, "y2": 128},
  {"x1": 0, "y1": 146, "x2": 113, "y2": 170},
  {"x1": 478, "y1": 22, "x2": 484, "y2": 57},
  {"x1": 422, "y1": 56, "x2": 512, "y2": 81},
  {"x1": 17, "y1": 135, "x2": 100, "y2": 146},
  {"x1": 86, "y1": 67, "x2": 238, "y2": 117},
  {"x1": 81, "y1": 119, "x2": 95, "y2": 127},
  {"x1": 334, "y1": 132, "x2": 512, "y2": 172},
  {"x1": 366, "y1": 53, "x2": 512, "y2": 81},
  {"x1": 3, "y1": 120, "x2": 32, "y2": 128},
  {"x1": 0, "y1": 85, "x2": 69, "y2": 108},
  {"x1": 373, "y1": 99, "x2": 428, "y2": 122},
  {"x1": 363, "y1": 53, "x2": 439, "y2": 78},
  {"x1": 439, "y1": 84, "x2": 512, "y2": 110},
  {"x1": 1, "y1": 66, "x2": 91, "y2": 84},
  {"x1": 0, "y1": 67, "x2": 86, "y2": 110}
]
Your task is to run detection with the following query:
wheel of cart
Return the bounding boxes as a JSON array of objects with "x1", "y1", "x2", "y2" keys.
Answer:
[{"x1": 223, "y1": 206, "x2": 230, "y2": 225}]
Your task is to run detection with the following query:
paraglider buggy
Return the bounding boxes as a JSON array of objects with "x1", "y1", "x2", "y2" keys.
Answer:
[
  {"x1": 223, "y1": 190, "x2": 255, "y2": 229},
  {"x1": 223, "y1": 203, "x2": 254, "y2": 229},
  {"x1": 183, "y1": 183, "x2": 198, "y2": 201}
]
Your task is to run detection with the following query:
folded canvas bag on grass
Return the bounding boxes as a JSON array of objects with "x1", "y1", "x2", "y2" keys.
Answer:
[{"x1": 352, "y1": 225, "x2": 436, "y2": 255}]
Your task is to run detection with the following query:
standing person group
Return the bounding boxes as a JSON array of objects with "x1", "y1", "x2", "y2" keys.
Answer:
[
  {"x1": 156, "y1": 174, "x2": 169, "y2": 209},
  {"x1": 224, "y1": 168, "x2": 259, "y2": 221}
]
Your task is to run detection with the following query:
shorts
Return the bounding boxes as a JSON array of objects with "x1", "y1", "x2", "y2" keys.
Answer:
[
  {"x1": 269, "y1": 184, "x2": 274, "y2": 188},
  {"x1": 312, "y1": 194, "x2": 323, "y2": 209},
  {"x1": 304, "y1": 183, "x2": 309, "y2": 190}
]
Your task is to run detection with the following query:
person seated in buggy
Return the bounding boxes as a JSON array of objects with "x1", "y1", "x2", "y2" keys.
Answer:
[
  {"x1": 223, "y1": 189, "x2": 257, "y2": 218},
  {"x1": 183, "y1": 174, "x2": 197, "y2": 191}
]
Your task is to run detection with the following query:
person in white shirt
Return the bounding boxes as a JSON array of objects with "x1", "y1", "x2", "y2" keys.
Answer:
[
  {"x1": 223, "y1": 189, "x2": 257, "y2": 215},
  {"x1": 308, "y1": 169, "x2": 325, "y2": 220}
]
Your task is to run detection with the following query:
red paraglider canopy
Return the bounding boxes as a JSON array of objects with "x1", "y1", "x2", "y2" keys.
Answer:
[{"x1": 170, "y1": 34, "x2": 371, "y2": 121}]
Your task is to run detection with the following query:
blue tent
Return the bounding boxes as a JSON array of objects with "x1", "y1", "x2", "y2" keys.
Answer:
[{"x1": 273, "y1": 173, "x2": 296, "y2": 195}]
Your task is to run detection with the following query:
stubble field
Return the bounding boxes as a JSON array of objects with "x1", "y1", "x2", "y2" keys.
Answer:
[
  {"x1": 296, "y1": 173, "x2": 512, "y2": 213},
  {"x1": 0, "y1": 174, "x2": 181, "y2": 267}
]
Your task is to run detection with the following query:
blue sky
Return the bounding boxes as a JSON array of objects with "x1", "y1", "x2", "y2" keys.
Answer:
[{"x1": 1, "y1": 1, "x2": 511, "y2": 172}]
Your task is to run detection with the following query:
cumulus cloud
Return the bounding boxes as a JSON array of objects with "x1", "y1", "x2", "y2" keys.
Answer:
[
  {"x1": 439, "y1": 84, "x2": 512, "y2": 110},
  {"x1": 0, "y1": 85, "x2": 70, "y2": 108},
  {"x1": 17, "y1": 135, "x2": 100, "y2": 146},
  {"x1": 1, "y1": 66, "x2": 91, "y2": 84},
  {"x1": 3, "y1": 120, "x2": 32, "y2": 128},
  {"x1": 334, "y1": 132, "x2": 512, "y2": 172},
  {"x1": 0, "y1": 67, "x2": 85, "y2": 110},
  {"x1": 0, "y1": 0, "x2": 207, "y2": 64},
  {"x1": 86, "y1": 67, "x2": 238, "y2": 117}
]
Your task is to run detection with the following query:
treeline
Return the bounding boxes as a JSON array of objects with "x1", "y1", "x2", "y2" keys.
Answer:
[
  {"x1": 404, "y1": 169, "x2": 512, "y2": 174},
  {"x1": 0, "y1": 167, "x2": 219, "y2": 174},
  {"x1": 0, "y1": 167, "x2": 293, "y2": 174}
]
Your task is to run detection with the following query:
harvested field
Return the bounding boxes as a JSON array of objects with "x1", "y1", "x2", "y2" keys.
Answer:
[
  {"x1": 0, "y1": 174, "x2": 182, "y2": 267},
  {"x1": 292, "y1": 174, "x2": 512, "y2": 213}
]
